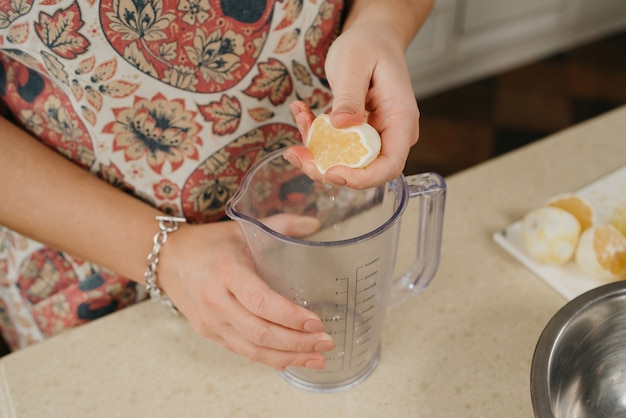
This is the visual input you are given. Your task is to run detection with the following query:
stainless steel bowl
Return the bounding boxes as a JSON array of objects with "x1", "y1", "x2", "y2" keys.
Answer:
[{"x1": 531, "y1": 281, "x2": 626, "y2": 418}]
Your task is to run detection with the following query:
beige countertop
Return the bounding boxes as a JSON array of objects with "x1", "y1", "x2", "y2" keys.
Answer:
[{"x1": 2, "y1": 106, "x2": 626, "y2": 418}]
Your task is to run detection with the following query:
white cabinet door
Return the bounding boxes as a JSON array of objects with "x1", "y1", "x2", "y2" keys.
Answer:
[
  {"x1": 567, "y1": 0, "x2": 626, "y2": 20},
  {"x1": 407, "y1": 0, "x2": 626, "y2": 97},
  {"x1": 462, "y1": 0, "x2": 563, "y2": 32},
  {"x1": 405, "y1": 5, "x2": 454, "y2": 66}
]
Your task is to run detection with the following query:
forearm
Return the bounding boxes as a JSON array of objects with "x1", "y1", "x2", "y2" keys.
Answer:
[
  {"x1": 343, "y1": 0, "x2": 434, "y2": 49},
  {"x1": 0, "y1": 115, "x2": 161, "y2": 283}
]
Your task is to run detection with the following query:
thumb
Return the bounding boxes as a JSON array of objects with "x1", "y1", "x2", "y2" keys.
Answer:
[
  {"x1": 326, "y1": 63, "x2": 369, "y2": 129},
  {"x1": 330, "y1": 91, "x2": 366, "y2": 128}
]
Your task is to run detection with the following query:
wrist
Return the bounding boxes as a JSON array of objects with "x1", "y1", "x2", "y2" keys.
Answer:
[
  {"x1": 144, "y1": 215, "x2": 187, "y2": 314},
  {"x1": 343, "y1": 0, "x2": 434, "y2": 49}
]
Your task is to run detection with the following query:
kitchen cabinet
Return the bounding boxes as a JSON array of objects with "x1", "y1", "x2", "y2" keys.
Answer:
[
  {"x1": 462, "y1": 0, "x2": 563, "y2": 32},
  {"x1": 407, "y1": 0, "x2": 626, "y2": 98}
]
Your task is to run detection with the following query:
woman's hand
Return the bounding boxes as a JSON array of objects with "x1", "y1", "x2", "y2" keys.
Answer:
[
  {"x1": 158, "y1": 216, "x2": 333, "y2": 371},
  {"x1": 285, "y1": 19, "x2": 421, "y2": 189},
  {"x1": 0, "y1": 115, "x2": 332, "y2": 371}
]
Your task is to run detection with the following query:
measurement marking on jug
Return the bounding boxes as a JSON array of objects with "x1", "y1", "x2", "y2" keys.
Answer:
[
  {"x1": 364, "y1": 256, "x2": 380, "y2": 267},
  {"x1": 358, "y1": 271, "x2": 378, "y2": 282},
  {"x1": 349, "y1": 256, "x2": 381, "y2": 370},
  {"x1": 338, "y1": 275, "x2": 351, "y2": 371},
  {"x1": 361, "y1": 304, "x2": 375, "y2": 314},
  {"x1": 360, "y1": 294, "x2": 375, "y2": 304},
  {"x1": 361, "y1": 282, "x2": 377, "y2": 293},
  {"x1": 323, "y1": 318, "x2": 347, "y2": 324},
  {"x1": 358, "y1": 327, "x2": 372, "y2": 337},
  {"x1": 335, "y1": 276, "x2": 349, "y2": 296},
  {"x1": 361, "y1": 315, "x2": 373, "y2": 325}
]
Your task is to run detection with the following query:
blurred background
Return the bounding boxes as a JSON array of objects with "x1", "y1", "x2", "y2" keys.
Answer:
[{"x1": 403, "y1": 0, "x2": 626, "y2": 177}]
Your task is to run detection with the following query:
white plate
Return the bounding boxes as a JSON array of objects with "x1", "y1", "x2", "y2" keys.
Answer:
[{"x1": 493, "y1": 165, "x2": 626, "y2": 300}]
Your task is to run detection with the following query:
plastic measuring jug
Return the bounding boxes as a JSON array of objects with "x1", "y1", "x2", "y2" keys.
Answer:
[{"x1": 225, "y1": 148, "x2": 446, "y2": 393}]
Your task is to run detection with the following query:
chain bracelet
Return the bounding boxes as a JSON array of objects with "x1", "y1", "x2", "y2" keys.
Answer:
[{"x1": 144, "y1": 215, "x2": 187, "y2": 315}]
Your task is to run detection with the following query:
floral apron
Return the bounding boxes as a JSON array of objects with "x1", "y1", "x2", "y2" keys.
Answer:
[{"x1": 0, "y1": 0, "x2": 343, "y2": 350}]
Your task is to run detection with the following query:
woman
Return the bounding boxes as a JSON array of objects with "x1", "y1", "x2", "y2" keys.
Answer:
[{"x1": 0, "y1": 0, "x2": 433, "y2": 370}]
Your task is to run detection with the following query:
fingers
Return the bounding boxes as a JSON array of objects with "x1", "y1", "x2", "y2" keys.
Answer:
[
  {"x1": 224, "y1": 293, "x2": 333, "y2": 355},
  {"x1": 213, "y1": 326, "x2": 328, "y2": 371},
  {"x1": 231, "y1": 274, "x2": 321, "y2": 333},
  {"x1": 187, "y1": 271, "x2": 333, "y2": 371},
  {"x1": 324, "y1": 155, "x2": 405, "y2": 189},
  {"x1": 284, "y1": 143, "x2": 406, "y2": 190},
  {"x1": 220, "y1": 268, "x2": 335, "y2": 370},
  {"x1": 324, "y1": 108, "x2": 419, "y2": 189},
  {"x1": 261, "y1": 213, "x2": 321, "y2": 237},
  {"x1": 283, "y1": 144, "x2": 325, "y2": 184},
  {"x1": 289, "y1": 101, "x2": 315, "y2": 140}
]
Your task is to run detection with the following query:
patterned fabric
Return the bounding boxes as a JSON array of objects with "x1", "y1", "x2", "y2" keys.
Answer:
[{"x1": 0, "y1": 0, "x2": 343, "y2": 350}]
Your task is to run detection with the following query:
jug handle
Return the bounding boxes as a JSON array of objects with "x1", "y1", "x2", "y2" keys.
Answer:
[{"x1": 390, "y1": 172, "x2": 446, "y2": 307}]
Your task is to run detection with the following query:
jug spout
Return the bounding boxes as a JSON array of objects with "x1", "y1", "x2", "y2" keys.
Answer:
[{"x1": 390, "y1": 172, "x2": 446, "y2": 307}]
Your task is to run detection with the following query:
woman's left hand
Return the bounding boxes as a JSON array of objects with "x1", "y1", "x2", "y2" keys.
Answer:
[{"x1": 285, "y1": 19, "x2": 420, "y2": 189}]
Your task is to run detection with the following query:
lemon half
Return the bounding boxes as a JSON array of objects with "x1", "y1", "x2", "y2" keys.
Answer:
[
  {"x1": 575, "y1": 224, "x2": 626, "y2": 280},
  {"x1": 609, "y1": 203, "x2": 626, "y2": 237},
  {"x1": 547, "y1": 193, "x2": 595, "y2": 231},
  {"x1": 305, "y1": 114, "x2": 381, "y2": 174}
]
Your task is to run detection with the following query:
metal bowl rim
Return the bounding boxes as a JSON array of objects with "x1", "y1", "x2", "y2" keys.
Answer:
[{"x1": 530, "y1": 280, "x2": 626, "y2": 418}]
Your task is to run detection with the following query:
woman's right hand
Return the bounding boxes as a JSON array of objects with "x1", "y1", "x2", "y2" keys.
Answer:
[
  {"x1": 1, "y1": 114, "x2": 331, "y2": 370},
  {"x1": 158, "y1": 217, "x2": 334, "y2": 371}
]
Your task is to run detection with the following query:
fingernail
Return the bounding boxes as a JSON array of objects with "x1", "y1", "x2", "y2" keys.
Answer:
[
  {"x1": 304, "y1": 359, "x2": 325, "y2": 370},
  {"x1": 283, "y1": 152, "x2": 302, "y2": 169},
  {"x1": 288, "y1": 101, "x2": 300, "y2": 112},
  {"x1": 314, "y1": 334, "x2": 334, "y2": 352},
  {"x1": 324, "y1": 173, "x2": 347, "y2": 186},
  {"x1": 303, "y1": 319, "x2": 323, "y2": 332}
]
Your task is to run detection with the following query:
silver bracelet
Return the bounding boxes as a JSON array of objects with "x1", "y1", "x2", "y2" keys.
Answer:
[{"x1": 144, "y1": 215, "x2": 186, "y2": 315}]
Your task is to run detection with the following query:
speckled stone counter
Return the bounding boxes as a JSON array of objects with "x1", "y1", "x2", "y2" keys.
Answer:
[{"x1": 2, "y1": 106, "x2": 626, "y2": 418}]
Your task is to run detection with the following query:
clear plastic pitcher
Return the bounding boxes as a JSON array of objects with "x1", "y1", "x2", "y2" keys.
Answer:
[{"x1": 225, "y1": 148, "x2": 446, "y2": 392}]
